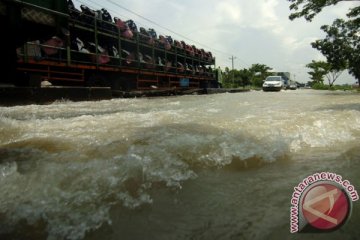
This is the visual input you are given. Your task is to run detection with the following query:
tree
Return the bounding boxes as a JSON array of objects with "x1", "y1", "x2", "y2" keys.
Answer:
[
  {"x1": 306, "y1": 60, "x2": 344, "y2": 87},
  {"x1": 307, "y1": 62, "x2": 326, "y2": 84},
  {"x1": 219, "y1": 64, "x2": 272, "y2": 88},
  {"x1": 224, "y1": 69, "x2": 249, "y2": 88},
  {"x1": 249, "y1": 64, "x2": 273, "y2": 87},
  {"x1": 288, "y1": 0, "x2": 360, "y2": 21},
  {"x1": 288, "y1": 0, "x2": 360, "y2": 84},
  {"x1": 311, "y1": 17, "x2": 360, "y2": 84},
  {"x1": 221, "y1": 67, "x2": 232, "y2": 88},
  {"x1": 238, "y1": 68, "x2": 252, "y2": 87}
]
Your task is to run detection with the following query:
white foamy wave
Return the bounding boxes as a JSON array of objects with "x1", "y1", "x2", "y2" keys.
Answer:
[
  {"x1": 0, "y1": 123, "x2": 292, "y2": 239},
  {"x1": 206, "y1": 108, "x2": 220, "y2": 113},
  {"x1": 284, "y1": 110, "x2": 360, "y2": 151},
  {"x1": 0, "y1": 136, "x2": 201, "y2": 239},
  {"x1": 0, "y1": 161, "x2": 18, "y2": 179}
]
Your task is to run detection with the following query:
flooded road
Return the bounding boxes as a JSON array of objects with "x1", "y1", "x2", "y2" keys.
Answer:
[{"x1": 0, "y1": 90, "x2": 359, "y2": 239}]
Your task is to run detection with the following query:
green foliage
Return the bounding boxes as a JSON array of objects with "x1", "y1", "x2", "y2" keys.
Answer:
[
  {"x1": 312, "y1": 82, "x2": 355, "y2": 90},
  {"x1": 249, "y1": 64, "x2": 273, "y2": 87},
  {"x1": 237, "y1": 68, "x2": 252, "y2": 86},
  {"x1": 306, "y1": 60, "x2": 344, "y2": 87},
  {"x1": 312, "y1": 82, "x2": 332, "y2": 90},
  {"x1": 288, "y1": 0, "x2": 358, "y2": 21},
  {"x1": 312, "y1": 15, "x2": 360, "y2": 83},
  {"x1": 220, "y1": 63, "x2": 273, "y2": 88},
  {"x1": 288, "y1": 0, "x2": 360, "y2": 85},
  {"x1": 221, "y1": 69, "x2": 250, "y2": 88},
  {"x1": 306, "y1": 60, "x2": 327, "y2": 83}
]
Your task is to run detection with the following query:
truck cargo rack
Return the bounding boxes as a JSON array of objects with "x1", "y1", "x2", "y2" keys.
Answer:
[{"x1": 10, "y1": 0, "x2": 218, "y2": 90}]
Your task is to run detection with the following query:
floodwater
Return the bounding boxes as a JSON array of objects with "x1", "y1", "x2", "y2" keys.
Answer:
[{"x1": 0, "y1": 89, "x2": 359, "y2": 240}]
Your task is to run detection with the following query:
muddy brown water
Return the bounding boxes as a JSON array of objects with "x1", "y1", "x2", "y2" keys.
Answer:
[{"x1": 0, "y1": 89, "x2": 359, "y2": 239}]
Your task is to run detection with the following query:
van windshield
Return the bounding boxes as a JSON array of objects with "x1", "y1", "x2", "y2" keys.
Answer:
[{"x1": 266, "y1": 76, "x2": 281, "y2": 81}]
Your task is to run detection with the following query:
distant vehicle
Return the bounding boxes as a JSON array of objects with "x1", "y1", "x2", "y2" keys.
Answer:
[
  {"x1": 289, "y1": 83, "x2": 297, "y2": 90},
  {"x1": 297, "y1": 83, "x2": 306, "y2": 88},
  {"x1": 262, "y1": 76, "x2": 285, "y2": 92}
]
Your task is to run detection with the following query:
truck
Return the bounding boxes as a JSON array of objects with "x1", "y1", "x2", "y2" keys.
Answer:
[{"x1": 0, "y1": 0, "x2": 217, "y2": 92}]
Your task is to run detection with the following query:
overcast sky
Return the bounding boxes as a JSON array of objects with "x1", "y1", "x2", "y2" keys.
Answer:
[{"x1": 74, "y1": 0, "x2": 358, "y2": 84}]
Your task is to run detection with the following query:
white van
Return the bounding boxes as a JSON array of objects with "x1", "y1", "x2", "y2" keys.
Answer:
[{"x1": 262, "y1": 76, "x2": 285, "y2": 91}]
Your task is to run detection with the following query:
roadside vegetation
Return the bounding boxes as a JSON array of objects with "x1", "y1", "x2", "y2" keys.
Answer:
[
  {"x1": 219, "y1": 63, "x2": 272, "y2": 89},
  {"x1": 311, "y1": 82, "x2": 356, "y2": 91},
  {"x1": 288, "y1": 0, "x2": 360, "y2": 87}
]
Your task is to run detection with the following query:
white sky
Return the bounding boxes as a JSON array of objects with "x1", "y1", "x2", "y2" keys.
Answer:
[{"x1": 74, "y1": 0, "x2": 358, "y2": 84}]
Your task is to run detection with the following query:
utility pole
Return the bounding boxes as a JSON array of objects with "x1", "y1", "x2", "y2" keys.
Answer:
[{"x1": 229, "y1": 56, "x2": 237, "y2": 85}]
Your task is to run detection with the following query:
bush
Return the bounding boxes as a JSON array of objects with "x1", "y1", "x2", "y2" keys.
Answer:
[
  {"x1": 312, "y1": 83, "x2": 330, "y2": 90},
  {"x1": 312, "y1": 83, "x2": 354, "y2": 91}
]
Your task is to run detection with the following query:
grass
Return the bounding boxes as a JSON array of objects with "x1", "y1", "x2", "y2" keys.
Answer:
[{"x1": 312, "y1": 83, "x2": 357, "y2": 91}]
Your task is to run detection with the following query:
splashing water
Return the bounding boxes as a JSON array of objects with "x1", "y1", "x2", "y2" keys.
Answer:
[{"x1": 0, "y1": 90, "x2": 360, "y2": 239}]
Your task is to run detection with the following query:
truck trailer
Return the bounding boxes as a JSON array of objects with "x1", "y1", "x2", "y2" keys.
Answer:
[{"x1": 0, "y1": 0, "x2": 217, "y2": 92}]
